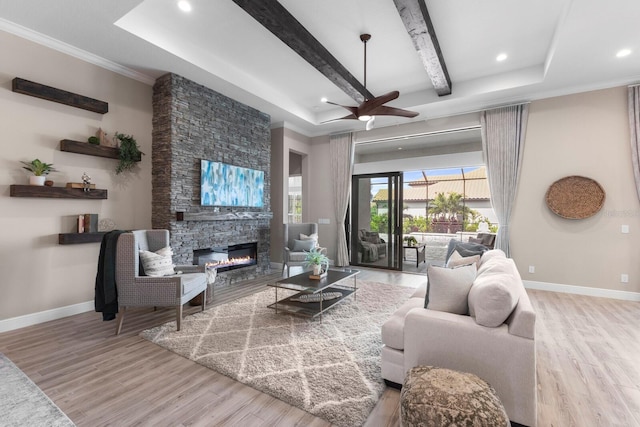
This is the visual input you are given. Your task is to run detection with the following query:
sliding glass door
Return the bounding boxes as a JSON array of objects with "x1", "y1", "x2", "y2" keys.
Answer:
[{"x1": 350, "y1": 173, "x2": 402, "y2": 270}]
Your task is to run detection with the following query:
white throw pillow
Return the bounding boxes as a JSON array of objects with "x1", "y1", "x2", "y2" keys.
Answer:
[
  {"x1": 425, "y1": 264, "x2": 477, "y2": 315},
  {"x1": 468, "y1": 273, "x2": 519, "y2": 327},
  {"x1": 446, "y1": 250, "x2": 481, "y2": 269},
  {"x1": 139, "y1": 246, "x2": 175, "y2": 277},
  {"x1": 299, "y1": 233, "x2": 318, "y2": 247}
]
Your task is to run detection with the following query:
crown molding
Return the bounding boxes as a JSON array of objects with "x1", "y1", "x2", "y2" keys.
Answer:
[{"x1": 0, "y1": 17, "x2": 156, "y2": 86}]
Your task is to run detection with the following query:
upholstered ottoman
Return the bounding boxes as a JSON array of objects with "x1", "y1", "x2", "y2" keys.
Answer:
[{"x1": 400, "y1": 366, "x2": 509, "y2": 427}]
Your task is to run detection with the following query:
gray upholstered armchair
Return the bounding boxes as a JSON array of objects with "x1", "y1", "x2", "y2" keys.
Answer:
[
  {"x1": 114, "y1": 230, "x2": 207, "y2": 334},
  {"x1": 283, "y1": 223, "x2": 324, "y2": 277}
]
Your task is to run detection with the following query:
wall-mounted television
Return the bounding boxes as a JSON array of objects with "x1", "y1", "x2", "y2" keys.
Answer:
[{"x1": 201, "y1": 160, "x2": 264, "y2": 207}]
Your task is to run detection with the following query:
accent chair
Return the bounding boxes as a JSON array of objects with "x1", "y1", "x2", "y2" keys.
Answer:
[
  {"x1": 114, "y1": 229, "x2": 207, "y2": 334},
  {"x1": 282, "y1": 222, "x2": 324, "y2": 277}
]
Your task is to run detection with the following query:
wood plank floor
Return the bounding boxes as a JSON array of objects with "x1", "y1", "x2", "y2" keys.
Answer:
[{"x1": 1, "y1": 268, "x2": 639, "y2": 426}]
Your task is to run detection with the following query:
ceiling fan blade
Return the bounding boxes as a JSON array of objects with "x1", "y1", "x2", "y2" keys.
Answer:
[
  {"x1": 320, "y1": 113, "x2": 358, "y2": 124},
  {"x1": 323, "y1": 99, "x2": 358, "y2": 116},
  {"x1": 369, "y1": 105, "x2": 419, "y2": 118},
  {"x1": 358, "y1": 90, "x2": 400, "y2": 115}
]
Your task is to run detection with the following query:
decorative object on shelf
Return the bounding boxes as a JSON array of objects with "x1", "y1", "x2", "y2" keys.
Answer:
[
  {"x1": 20, "y1": 158, "x2": 56, "y2": 186},
  {"x1": 84, "y1": 213, "x2": 99, "y2": 233},
  {"x1": 290, "y1": 291, "x2": 343, "y2": 303},
  {"x1": 66, "y1": 182, "x2": 96, "y2": 189},
  {"x1": 77, "y1": 215, "x2": 85, "y2": 233},
  {"x1": 81, "y1": 172, "x2": 92, "y2": 192},
  {"x1": 403, "y1": 235, "x2": 418, "y2": 246},
  {"x1": 88, "y1": 136, "x2": 100, "y2": 145},
  {"x1": 97, "y1": 128, "x2": 110, "y2": 146},
  {"x1": 305, "y1": 248, "x2": 329, "y2": 279},
  {"x1": 98, "y1": 218, "x2": 116, "y2": 232},
  {"x1": 12, "y1": 77, "x2": 108, "y2": 114},
  {"x1": 45, "y1": 180, "x2": 54, "y2": 186},
  {"x1": 114, "y1": 132, "x2": 144, "y2": 174},
  {"x1": 545, "y1": 175, "x2": 605, "y2": 219}
]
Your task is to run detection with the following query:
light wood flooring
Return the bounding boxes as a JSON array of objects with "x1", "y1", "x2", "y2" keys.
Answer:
[{"x1": 1, "y1": 268, "x2": 639, "y2": 426}]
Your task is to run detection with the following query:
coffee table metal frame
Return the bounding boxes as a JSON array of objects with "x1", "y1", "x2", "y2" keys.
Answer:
[{"x1": 268, "y1": 269, "x2": 359, "y2": 321}]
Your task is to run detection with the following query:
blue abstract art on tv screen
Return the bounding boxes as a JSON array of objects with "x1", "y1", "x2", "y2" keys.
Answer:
[{"x1": 201, "y1": 160, "x2": 264, "y2": 207}]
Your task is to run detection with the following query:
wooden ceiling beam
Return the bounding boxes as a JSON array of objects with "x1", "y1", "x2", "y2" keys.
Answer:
[
  {"x1": 393, "y1": 0, "x2": 452, "y2": 96},
  {"x1": 231, "y1": 0, "x2": 373, "y2": 103}
]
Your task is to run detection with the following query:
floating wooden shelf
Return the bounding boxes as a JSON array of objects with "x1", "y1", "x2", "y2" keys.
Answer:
[
  {"x1": 60, "y1": 139, "x2": 141, "y2": 162},
  {"x1": 59, "y1": 232, "x2": 106, "y2": 245},
  {"x1": 12, "y1": 77, "x2": 108, "y2": 114},
  {"x1": 10, "y1": 185, "x2": 107, "y2": 199}
]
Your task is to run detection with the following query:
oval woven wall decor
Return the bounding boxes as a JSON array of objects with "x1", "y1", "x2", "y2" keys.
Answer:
[{"x1": 545, "y1": 176, "x2": 605, "y2": 219}]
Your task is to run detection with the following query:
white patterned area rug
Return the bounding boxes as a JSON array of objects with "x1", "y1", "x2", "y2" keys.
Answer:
[
  {"x1": 141, "y1": 280, "x2": 415, "y2": 426},
  {"x1": 0, "y1": 353, "x2": 75, "y2": 427}
]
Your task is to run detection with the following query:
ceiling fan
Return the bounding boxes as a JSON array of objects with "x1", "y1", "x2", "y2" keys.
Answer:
[{"x1": 322, "y1": 34, "x2": 419, "y2": 131}]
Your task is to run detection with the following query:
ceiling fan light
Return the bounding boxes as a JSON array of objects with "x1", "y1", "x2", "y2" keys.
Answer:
[{"x1": 358, "y1": 115, "x2": 372, "y2": 121}]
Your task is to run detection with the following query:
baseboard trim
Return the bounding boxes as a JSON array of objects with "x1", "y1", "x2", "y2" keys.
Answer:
[
  {"x1": 523, "y1": 280, "x2": 640, "y2": 302},
  {"x1": 0, "y1": 301, "x2": 94, "y2": 333}
]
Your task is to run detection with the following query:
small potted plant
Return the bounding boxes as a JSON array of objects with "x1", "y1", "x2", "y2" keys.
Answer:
[
  {"x1": 403, "y1": 235, "x2": 418, "y2": 246},
  {"x1": 114, "y1": 132, "x2": 144, "y2": 174},
  {"x1": 304, "y1": 248, "x2": 330, "y2": 277},
  {"x1": 21, "y1": 159, "x2": 56, "y2": 186}
]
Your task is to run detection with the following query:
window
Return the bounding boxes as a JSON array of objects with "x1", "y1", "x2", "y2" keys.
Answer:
[
  {"x1": 399, "y1": 166, "x2": 497, "y2": 235},
  {"x1": 287, "y1": 175, "x2": 302, "y2": 223}
]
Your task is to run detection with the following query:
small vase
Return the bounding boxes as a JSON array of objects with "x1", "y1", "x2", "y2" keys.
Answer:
[
  {"x1": 312, "y1": 264, "x2": 322, "y2": 275},
  {"x1": 29, "y1": 176, "x2": 46, "y2": 186}
]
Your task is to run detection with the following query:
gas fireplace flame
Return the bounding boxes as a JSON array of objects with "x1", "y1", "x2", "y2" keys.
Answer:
[{"x1": 206, "y1": 256, "x2": 253, "y2": 269}]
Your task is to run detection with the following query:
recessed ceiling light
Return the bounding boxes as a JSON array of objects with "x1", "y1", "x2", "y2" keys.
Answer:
[
  {"x1": 320, "y1": 97, "x2": 328, "y2": 103},
  {"x1": 496, "y1": 53, "x2": 508, "y2": 62},
  {"x1": 398, "y1": 147, "x2": 403, "y2": 150},
  {"x1": 616, "y1": 49, "x2": 631, "y2": 58},
  {"x1": 178, "y1": 1, "x2": 192, "y2": 12}
]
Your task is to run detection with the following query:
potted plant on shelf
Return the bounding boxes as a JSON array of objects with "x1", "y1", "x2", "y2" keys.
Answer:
[
  {"x1": 304, "y1": 248, "x2": 330, "y2": 277},
  {"x1": 114, "y1": 132, "x2": 144, "y2": 174},
  {"x1": 21, "y1": 159, "x2": 56, "y2": 186}
]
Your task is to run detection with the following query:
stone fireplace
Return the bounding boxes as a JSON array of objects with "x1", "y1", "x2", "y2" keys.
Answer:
[{"x1": 152, "y1": 73, "x2": 272, "y2": 288}]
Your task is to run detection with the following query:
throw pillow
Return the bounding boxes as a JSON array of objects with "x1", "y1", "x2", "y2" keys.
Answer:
[
  {"x1": 468, "y1": 273, "x2": 519, "y2": 327},
  {"x1": 445, "y1": 240, "x2": 489, "y2": 263},
  {"x1": 139, "y1": 246, "x2": 175, "y2": 277},
  {"x1": 364, "y1": 231, "x2": 381, "y2": 244},
  {"x1": 292, "y1": 239, "x2": 315, "y2": 252},
  {"x1": 446, "y1": 250, "x2": 481, "y2": 269},
  {"x1": 299, "y1": 233, "x2": 318, "y2": 247},
  {"x1": 425, "y1": 264, "x2": 477, "y2": 315}
]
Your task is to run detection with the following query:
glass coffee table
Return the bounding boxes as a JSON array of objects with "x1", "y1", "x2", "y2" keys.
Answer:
[{"x1": 268, "y1": 268, "x2": 359, "y2": 320}]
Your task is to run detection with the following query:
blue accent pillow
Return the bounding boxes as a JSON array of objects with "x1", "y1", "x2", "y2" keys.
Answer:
[{"x1": 292, "y1": 239, "x2": 315, "y2": 252}]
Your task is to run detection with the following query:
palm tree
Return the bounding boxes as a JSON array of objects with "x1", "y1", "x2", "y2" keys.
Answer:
[
  {"x1": 428, "y1": 193, "x2": 449, "y2": 220},
  {"x1": 429, "y1": 192, "x2": 478, "y2": 222}
]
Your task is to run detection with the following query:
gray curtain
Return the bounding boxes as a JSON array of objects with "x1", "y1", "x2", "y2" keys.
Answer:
[
  {"x1": 480, "y1": 104, "x2": 529, "y2": 257},
  {"x1": 330, "y1": 133, "x2": 354, "y2": 266},
  {"x1": 629, "y1": 85, "x2": 640, "y2": 202}
]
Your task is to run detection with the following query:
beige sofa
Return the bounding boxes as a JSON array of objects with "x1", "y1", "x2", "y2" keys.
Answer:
[{"x1": 381, "y1": 249, "x2": 537, "y2": 427}]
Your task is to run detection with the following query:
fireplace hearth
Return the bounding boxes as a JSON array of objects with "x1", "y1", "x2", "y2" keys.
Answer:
[{"x1": 193, "y1": 242, "x2": 258, "y2": 272}]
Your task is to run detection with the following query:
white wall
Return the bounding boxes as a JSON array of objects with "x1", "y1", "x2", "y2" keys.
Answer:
[
  {"x1": 0, "y1": 30, "x2": 152, "y2": 324},
  {"x1": 512, "y1": 87, "x2": 640, "y2": 294}
]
